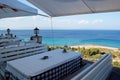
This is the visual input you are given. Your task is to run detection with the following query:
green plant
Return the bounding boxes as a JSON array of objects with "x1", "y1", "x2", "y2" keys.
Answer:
[{"x1": 113, "y1": 61, "x2": 120, "y2": 68}]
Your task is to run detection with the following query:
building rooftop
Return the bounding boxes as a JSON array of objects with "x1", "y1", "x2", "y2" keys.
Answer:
[
  {"x1": 0, "y1": 40, "x2": 40, "y2": 50},
  {"x1": 6, "y1": 49, "x2": 81, "y2": 77}
]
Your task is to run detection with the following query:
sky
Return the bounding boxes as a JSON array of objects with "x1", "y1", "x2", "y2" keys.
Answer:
[{"x1": 0, "y1": 0, "x2": 120, "y2": 30}]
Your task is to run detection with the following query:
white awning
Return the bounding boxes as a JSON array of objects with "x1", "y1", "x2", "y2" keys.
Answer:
[
  {"x1": 28, "y1": 0, "x2": 120, "y2": 17},
  {"x1": 0, "y1": 0, "x2": 38, "y2": 19}
]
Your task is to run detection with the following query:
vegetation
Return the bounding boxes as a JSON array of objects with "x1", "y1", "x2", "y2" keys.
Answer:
[
  {"x1": 113, "y1": 61, "x2": 120, "y2": 68},
  {"x1": 48, "y1": 46, "x2": 120, "y2": 67},
  {"x1": 119, "y1": 48, "x2": 120, "y2": 51}
]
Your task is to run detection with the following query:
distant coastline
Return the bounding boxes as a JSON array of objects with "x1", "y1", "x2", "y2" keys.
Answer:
[{"x1": 70, "y1": 44, "x2": 120, "y2": 52}]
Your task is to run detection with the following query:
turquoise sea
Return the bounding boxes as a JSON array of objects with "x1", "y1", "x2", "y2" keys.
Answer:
[{"x1": 0, "y1": 30, "x2": 120, "y2": 48}]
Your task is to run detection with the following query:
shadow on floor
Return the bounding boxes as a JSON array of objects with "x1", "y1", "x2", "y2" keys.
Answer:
[{"x1": 108, "y1": 67, "x2": 120, "y2": 80}]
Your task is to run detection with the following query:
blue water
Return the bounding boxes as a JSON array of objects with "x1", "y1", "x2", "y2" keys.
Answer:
[{"x1": 0, "y1": 30, "x2": 120, "y2": 48}]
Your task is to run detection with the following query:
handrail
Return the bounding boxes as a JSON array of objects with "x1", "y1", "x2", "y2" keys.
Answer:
[{"x1": 0, "y1": 44, "x2": 48, "y2": 62}]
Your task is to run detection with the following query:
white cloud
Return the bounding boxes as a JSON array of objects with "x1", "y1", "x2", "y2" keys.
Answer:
[
  {"x1": 78, "y1": 20, "x2": 89, "y2": 24},
  {"x1": 0, "y1": 16, "x2": 104, "y2": 30},
  {"x1": 53, "y1": 19, "x2": 103, "y2": 26},
  {"x1": 92, "y1": 19, "x2": 103, "y2": 24},
  {"x1": 78, "y1": 19, "x2": 103, "y2": 25},
  {"x1": 32, "y1": 16, "x2": 37, "y2": 21}
]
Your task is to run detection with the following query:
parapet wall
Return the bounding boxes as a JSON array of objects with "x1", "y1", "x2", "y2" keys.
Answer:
[{"x1": 71, "y1": 53, "x2": 112, "y2": 80}]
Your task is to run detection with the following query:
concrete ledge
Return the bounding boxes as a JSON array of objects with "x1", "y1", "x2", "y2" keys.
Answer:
[{"x1": 71, "y1": 54, "x2": 112, "y2": 80}]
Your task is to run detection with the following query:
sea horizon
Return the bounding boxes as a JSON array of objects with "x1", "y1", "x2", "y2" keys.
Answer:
[
  {"x1": 1, "y1": 29, "x2": 120, "y2": 30},
  {"x1": 0, "y1": 30, "x2": 120, "y2": 48}
]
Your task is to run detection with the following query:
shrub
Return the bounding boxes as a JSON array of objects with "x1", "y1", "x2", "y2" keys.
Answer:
[{"x1": 113, "y1": 61, "x2": 120, "y2": 68}]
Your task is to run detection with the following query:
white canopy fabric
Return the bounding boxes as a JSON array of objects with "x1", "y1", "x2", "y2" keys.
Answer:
[
  {"x1": 0, "y1": 0, "x2": 38, "y2": 19},
  {"x1": 29, "y1": 0, "x2": 120, "y2": 17}
]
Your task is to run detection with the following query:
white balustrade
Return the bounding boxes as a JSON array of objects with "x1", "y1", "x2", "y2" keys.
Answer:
[{"x1": 71, "y1": 54, "x2": 112, "y2": 80}]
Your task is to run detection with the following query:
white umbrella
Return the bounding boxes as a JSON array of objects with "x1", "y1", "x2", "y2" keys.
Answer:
[
  {"x1": 0, "y1": 0, "x2": 38, "y2": 19},
  {"x1": 28, "y1": 0, "x2": 120, "y2": 17}
]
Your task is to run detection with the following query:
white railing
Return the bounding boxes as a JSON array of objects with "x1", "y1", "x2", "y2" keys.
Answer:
[
  {"x1": 0, "y1": 44, "x2": 48, "y2": 62},
  {"x1": 71, "y1": 53, "x2": 112, "y2": 80}
]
